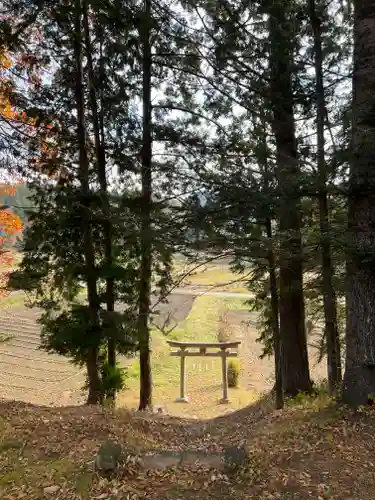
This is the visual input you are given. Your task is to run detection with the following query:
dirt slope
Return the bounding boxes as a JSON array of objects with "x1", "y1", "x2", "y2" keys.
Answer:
[{"x1": 0, "y1": 397, "x2": 374, "y2": 499}]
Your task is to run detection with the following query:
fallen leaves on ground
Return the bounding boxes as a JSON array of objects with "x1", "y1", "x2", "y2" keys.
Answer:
[{"x1": 1, "y1": 397, "x2": 375, "y2": 499}]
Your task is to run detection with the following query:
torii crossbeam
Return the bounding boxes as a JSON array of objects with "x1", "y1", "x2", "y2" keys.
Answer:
[{"x1": 166, "y1": 340, "x2": 241, "y2": 403}]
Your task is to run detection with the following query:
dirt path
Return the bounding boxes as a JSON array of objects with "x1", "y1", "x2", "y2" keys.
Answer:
[
  {"x1": 226, "y1": 309, "x2": 274, "y2": 393},
  {"x1": 172, "y1": 287, "x2": 253, "y2": 298},
  {"x1": 227, "y1": 309, "x2": 328, "y2": 394}
]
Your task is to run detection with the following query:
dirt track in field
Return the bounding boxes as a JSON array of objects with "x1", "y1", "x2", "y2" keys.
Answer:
[
  {"x1": 0, "y1": 294, "x2": 195, "y2": 407},
  {"x1": 227, "y1": 309, "x2": 328, "y2": 393}
]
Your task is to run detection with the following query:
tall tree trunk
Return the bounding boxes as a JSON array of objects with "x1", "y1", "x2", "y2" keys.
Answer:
[
  {"x1": 308, "y1": 0, "x2": 342, "y2": 395},
  {"x1": 268, "y1": 1, "x2": 312, "y2": 396},
  {"x1": 138, "y1": 0, "x2": 153, "y2": 411},
  {"x1": 265, "y1": 218, "x2": 283, "y2": 409},
  {"x1": 343, "y1": 0, "x2": 375, "y2": 407},
  {"x1": 260, "y1": 112, "x2": 283, "y2": 409},
  {"x1": 73, "y1": 0, "x2": 101, "y2": 405},
  {"x1": 83, "y1": 4, "x2": 116, "y2": 401}
]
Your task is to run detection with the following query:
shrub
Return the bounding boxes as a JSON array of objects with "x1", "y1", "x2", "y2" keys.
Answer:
[
  {"x1": 227, "y1": 359, "x2": 240, "y2": 388},
  {"x1": 218, "y1": 312, "x2": 232, "y2": 342},
  {"x1": 100, "y1": 361, "x2": 127, "y2": 396}
]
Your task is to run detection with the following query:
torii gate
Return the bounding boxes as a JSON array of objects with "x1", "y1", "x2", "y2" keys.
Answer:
[{"x1": 166, "y1": 340, "x2": 241, "y2": 403}]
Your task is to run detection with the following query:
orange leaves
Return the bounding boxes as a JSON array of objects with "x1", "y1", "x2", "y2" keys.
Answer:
[
  {"x1": 0, "y1": 207, "x2": 23, "y2": 252},
  {"x1": 0, "y1": 52, "x2": 12, "y2": 71},
  {"x1": 0, "y1": 49, "x2": 37, "y2": 125},
  {"x1": 0, "y1": 209, "x2": 23, "y2": 235},
  {"x1": 0, "y1": 180, "x2": 22, "y2": 197},
  {"x1": 0, "y1": 184, "x2": 23, "y2": 299},
  {"x1": 0, "y1": 100, "x2": 16, "y2": 120},
  {"x1": 0, "y1": 211, "x2": 22, "y2": 297},
  {"x1": 0, "y1": 50, "x2": 16, "y2": 121}
]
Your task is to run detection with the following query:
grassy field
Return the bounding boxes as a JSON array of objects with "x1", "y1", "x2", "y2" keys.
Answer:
[
  {"x1": 119, "y1": 295, "x2": 259, "y2": 418},
  {"x1": 5, "y1": 251, "x2": 250, "y2": 297},
  {"x1": 173, "y1": 259, "x2": 251, "y2": 293}
]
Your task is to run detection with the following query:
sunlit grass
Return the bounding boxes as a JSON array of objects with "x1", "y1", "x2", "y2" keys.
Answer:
[
  {"x1": 119, "y1": 294, "x2": 257, "y2": 418},
  {"x1": 172, "y1": 260, "x2": 251, "y2": 293}
]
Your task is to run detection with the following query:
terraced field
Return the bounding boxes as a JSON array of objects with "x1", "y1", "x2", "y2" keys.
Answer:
[
  {"x1": 0, "y1": 294, "x2": 196, "y2": 406},
  {"x1": 0, "y1": 306, "x2": 86, "y2": 406}
]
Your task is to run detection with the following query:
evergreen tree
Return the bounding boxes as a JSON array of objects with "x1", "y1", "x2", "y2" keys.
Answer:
[
  {"x1": 343, "y1": 0, "x2": 375, "y2": 407},
  {"x1": 307, "y1": 0, "x2": 342, "y2": 394}
]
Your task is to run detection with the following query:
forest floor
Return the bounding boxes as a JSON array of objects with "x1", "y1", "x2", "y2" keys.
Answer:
[{"x1": 1, "y1": 395, "x2": 374, "y2": 499}]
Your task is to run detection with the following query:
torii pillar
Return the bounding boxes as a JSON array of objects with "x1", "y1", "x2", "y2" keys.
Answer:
[{"x1": 167, "y1": 341, "x2": 241, "y2": 404}]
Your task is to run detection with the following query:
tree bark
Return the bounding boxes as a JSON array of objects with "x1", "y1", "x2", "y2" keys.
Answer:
[
  {"x1": 138, "y1": 0, "x2": 153, "y2": 411},
  {"x1": 265, "y1": 218, "x2": 283, "y2": 409},
  {"x1": 260, "y1": 111, "x2": 283, "y2": 409},
  {"x1": 73, "y1": 0, "x2": 101, "y2": 405},
  {"x1": 83, "y1": 4, "x2": 116, "y2": 401},
  {"x1": 343, "y1": 0, "x2": 375, "y2": 406},
  {"x1": 268, "y1": 1, "x2": 312, "y2": 396},
  {"x1": 308, "y1": 0, "x2": 342, "y2": 395}
]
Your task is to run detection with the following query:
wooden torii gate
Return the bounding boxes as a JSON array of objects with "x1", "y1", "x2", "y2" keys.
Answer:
[{"x1": 166, "y1": 340, "x2": 241, "y2": 403}]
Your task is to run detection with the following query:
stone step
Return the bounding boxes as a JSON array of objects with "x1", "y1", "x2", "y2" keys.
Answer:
[
  {"x1": 96, "y1": 446, "x2": 249, "y2": 473},
  {"x1": 140, "y1": 447, "x2": 248, "y2": 471}
]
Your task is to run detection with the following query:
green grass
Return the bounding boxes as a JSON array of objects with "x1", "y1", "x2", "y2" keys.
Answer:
[
  {"x1": 120, "y1": 295, "x2": 257, "y2": 416},
  {"x1": 126, "y1": 295, "x2": 223, "y2": 390},
  {"x1": 172, "y1": 260, "x2": 251, "y2": 293},
  {"x1": 0, "y1": 439, "x2": 24, "y2": 453}
]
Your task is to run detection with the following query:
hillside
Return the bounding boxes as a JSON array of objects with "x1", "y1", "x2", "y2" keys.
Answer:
[{"x1": 0, "y1": 396, "x2": 374, "y2": 499}]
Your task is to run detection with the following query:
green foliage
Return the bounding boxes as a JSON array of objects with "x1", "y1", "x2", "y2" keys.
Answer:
[
  {"x1": 228, "y1": 359, "x2": 241, "y2": 388},
  {"x1": 247, "y1": 272, "x2": 275, "y2": 359},
  {"x1": 40, "y1": 305, "x2": 103, "y2": 366},
  {"x1": 99, "y1": 361, "x2": 127, "y2": 395}
]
